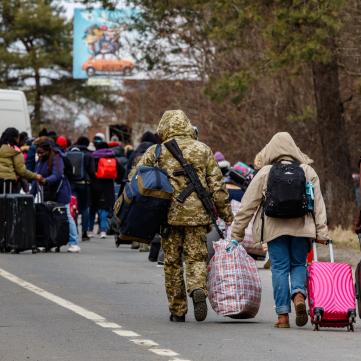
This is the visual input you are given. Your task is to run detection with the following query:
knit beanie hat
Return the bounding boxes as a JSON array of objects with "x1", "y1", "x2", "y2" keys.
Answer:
[
  {"x1": 214, "y1": 151, "x2": 225, "y2": 162},
  {"x1": 56, "y1": 136, "x2": 68, "y2": 149}
]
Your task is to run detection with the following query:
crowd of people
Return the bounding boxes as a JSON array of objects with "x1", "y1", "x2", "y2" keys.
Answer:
[
  {"x1": 0, "y1": 123, "x2": 253, "y2": 256},
  {"x1": 1, "y1": 109, "x2": 360, "y2": 329},
  {"x1": 0, "y1": 126, "x2": 159, "y2": 253}
]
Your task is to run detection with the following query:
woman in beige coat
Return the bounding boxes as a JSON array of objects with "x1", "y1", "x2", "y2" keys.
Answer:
[
  {"x1": 0, "y1": 127, "x2": 42, "y2": 192},
  {"x1": 231, "y1": 132, "x2": 329, "y2": 328}
]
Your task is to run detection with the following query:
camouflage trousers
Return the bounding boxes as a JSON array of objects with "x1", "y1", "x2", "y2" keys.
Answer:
[{"x1": 161, "y1": 225, "x2": 208, "y2": 317}]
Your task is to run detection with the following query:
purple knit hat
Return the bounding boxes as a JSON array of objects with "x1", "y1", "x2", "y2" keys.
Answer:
[{"x1": 214, "y1": 151, "x2": 225, "y2": 162}]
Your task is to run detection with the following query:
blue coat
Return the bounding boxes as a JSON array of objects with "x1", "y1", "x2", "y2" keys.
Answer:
[{"x1": 31, "y1": 153, "x2": 71, "y2": 205}]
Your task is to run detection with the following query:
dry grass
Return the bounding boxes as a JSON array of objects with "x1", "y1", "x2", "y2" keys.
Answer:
[{"x1": 329, "y1": 227, "x2": 360, "y2": 249}]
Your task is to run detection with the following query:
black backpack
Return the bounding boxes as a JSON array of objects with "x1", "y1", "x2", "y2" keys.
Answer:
[
  {"x1": 263, "y1": 161, "x2": 307, "y2": 218},
  {"x1": 66, "y1": 148, "x2": 85, "y2": 181}
]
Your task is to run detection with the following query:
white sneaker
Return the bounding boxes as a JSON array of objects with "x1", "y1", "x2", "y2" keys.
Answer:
[
  {"x1": 67, "y1": 245, "x2": 81, "y2": 253},
  {"x1": 100, "y1": 232, "x2": 107, "y2": 239},
  {"x1": 88, "y1": 231, "x2": 96, "y2": 238}
]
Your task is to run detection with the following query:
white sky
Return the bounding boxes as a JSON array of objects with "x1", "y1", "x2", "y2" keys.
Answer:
[{"x1": 61, "y1": 1, "x2": 126, "y2": 19}]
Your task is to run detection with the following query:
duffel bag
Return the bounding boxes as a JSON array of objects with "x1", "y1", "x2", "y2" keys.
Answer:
[{"x1": 114, "y1": 145, "x2": 173, "y2": 244}]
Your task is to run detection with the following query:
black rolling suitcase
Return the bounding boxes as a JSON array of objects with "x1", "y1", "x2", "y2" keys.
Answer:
[
  {"x1": 0, "y1": 182, "x2": 36, "y2": 254},
  {"x1": 52, "y1": 203, "x2": 69, "y2": 250},
  {"x1": 35, "y1": 187, "x2": 69, "y2": 252},
  {"x1": 35, "y1": 202, "x2": 57, "y2": 251}
]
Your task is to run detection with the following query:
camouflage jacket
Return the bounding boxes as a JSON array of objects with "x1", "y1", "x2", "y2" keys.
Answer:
[{"x1": 134, "y1": 110, "x2": 233, "y2": 226}]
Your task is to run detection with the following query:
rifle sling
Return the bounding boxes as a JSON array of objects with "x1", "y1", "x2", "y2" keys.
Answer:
[{"x1": 165, "y1": 140, "x2": 196, "y2": 204}]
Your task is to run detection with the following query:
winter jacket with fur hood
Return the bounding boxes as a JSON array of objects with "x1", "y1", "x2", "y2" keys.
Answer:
[
  {"x1": 231, "y1": 132, "x2": 329, "y2": 243},
  {"x1": 0, "y1": 144, "x2": 38, "y2": 181},
  {"x1": 134, "y1": 110, "x2": 233, "y2": 226}
]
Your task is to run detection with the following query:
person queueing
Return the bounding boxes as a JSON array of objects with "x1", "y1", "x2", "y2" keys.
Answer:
[
  {"x1": 68, "y1": 136, "x2": 93, "y2": 241},
  {"x1": 133, "y1": 110, "x2": 233, "y2": 322},
  {"x1": 89, "y1": 141, "x2": 125, "y2": 238},
  {"x1": 231, "y1": 132, "x2": 329, "y2": 328},
  {"x1": 0, "y1": 127, "x2": 43, "y2": 192},
  {"x1": 31, "y1": 141, "x2": 81, "y2": 253}
]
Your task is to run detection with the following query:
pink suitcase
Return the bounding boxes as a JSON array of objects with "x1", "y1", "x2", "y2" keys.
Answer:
[{"x1": 307, "y1": 240, "x2": 356, "y2": 331}]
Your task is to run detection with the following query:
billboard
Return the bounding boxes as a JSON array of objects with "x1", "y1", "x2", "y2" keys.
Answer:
[{"x1": 73, "y1": 8, "x2": 136, "y2": 80}]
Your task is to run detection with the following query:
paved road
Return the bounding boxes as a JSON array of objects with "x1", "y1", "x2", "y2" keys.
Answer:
[{"x1": 0, "y1": 236, "x2": 359, "y2": 361}]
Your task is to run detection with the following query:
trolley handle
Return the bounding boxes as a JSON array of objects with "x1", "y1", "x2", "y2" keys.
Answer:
[
  {"x1": 2, "y1": 180, "x2": 12, "y2": 194},
  {"x1": 312, "y1": 239, "x2": 334, "y2": 263}
]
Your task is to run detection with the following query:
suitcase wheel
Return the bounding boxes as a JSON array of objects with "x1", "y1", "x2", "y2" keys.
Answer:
[
  {"x1": 348, "y1": 314, "x2": 356, "y2": 332},
  {"x1": 312, "y1": 312, "x2": 322, "y2": 331}
]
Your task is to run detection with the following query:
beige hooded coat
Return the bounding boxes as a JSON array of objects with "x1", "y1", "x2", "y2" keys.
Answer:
[
  {"x1": 231, "y1": 132, "x2": 329, "y2": 243},
  {"x1": 0, "y1": 144, "x2": 38, "y2": 181}
]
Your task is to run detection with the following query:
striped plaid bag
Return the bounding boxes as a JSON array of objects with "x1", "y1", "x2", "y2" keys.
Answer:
[{"x1": 207, "y1": 239, "x2": 262, "y2": 318}]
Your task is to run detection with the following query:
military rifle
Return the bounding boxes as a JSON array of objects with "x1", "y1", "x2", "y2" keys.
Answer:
[{"x1": 164, "y1": 139, "x2": 224, "y2": 238}]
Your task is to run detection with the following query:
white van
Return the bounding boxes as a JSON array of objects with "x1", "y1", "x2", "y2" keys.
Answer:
[{"x1": 0, "y1": 89, "x2": 32, "y2": 137}]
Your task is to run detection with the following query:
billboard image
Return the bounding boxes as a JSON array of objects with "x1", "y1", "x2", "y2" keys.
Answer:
[{"x1": 73, "y1": 8, "x2": 136, "y2": 80}]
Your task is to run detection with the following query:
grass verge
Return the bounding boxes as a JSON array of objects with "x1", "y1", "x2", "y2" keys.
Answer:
[{"x1": 329, "y1": 227, "x2": 360, "y2": 250}]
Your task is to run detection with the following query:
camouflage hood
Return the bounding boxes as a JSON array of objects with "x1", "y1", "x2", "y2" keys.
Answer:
[
  {"x1": 254, "y1": 132, "x2": 313, "y2": 169},
  {"x1": 157, "y1": 110, "x2": 196, "y2": 142}
]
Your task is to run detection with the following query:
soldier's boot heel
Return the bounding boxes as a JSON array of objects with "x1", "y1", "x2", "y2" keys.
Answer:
[
  {"x1": 170, "y1": 314, "x2": 186, "y2": 322},
  {"x1": 192, "y1": 289, "x2": 207, "y2": 322}
]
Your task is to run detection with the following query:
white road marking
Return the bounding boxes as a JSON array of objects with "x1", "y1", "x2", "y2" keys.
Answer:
[
  {"x1": 96, "y1": 321, "x2": 122, "y2": 329},
  {"x1": 150, "y1": 349, "x2": 179, "y2": 357},
  {"x1": 113, "y1": 330, "x2": 140, "y2": 337},
  {"x1": 0, "y1": 268, "x2": 190, "y2": 361},
  {"x1": 0, "y1": 269, "x2": 105, "y2": 321},
  {"x1": 130, "y1": 339, "x2": 159, "y2": 347}
]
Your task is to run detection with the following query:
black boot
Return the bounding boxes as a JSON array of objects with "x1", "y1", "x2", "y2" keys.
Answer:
[
  {"x1": 82, "y1": 232, "x2": 90, "y2": 241},
  {"x1": 192, "y1": 289, "x2": 207, "y2": 322},
  {"x1": 170, "y1": 314, "x2": 185, "y2": 322}
]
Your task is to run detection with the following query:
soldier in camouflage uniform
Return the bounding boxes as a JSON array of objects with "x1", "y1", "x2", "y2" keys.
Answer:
[{"x1": 136, "y1": 110, "x2": 233, "y2": 322}]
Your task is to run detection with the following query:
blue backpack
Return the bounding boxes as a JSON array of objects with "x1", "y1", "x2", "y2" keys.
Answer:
[{"x1": 114, "y1": 145, "x2": 173, "y2": 243}]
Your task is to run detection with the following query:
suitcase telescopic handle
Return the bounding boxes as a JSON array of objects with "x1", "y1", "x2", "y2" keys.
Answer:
[
  {"x1": 312, "y1": 239, "x2": 334, "y2": 263},
  {"x1": 36, "y1": 184, "x2": 44, "y2": 203},
  {"x1": 3, "y1": 179, "x2": 13, "y2": 195},
  {"x1": 2, "y1": 180, "x2": 12, "y2": 194}
]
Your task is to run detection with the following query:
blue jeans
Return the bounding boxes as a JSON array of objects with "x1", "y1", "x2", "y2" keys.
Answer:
[
  {"x1": 66, "y1": 204, "x2": 79, "y2": 246},
  {"x1": 268, "y1": 235, "x2": 309, "y2": 314},
  {"x1": 89, "y1": 208, "x2": 109, "y2": 233}
]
